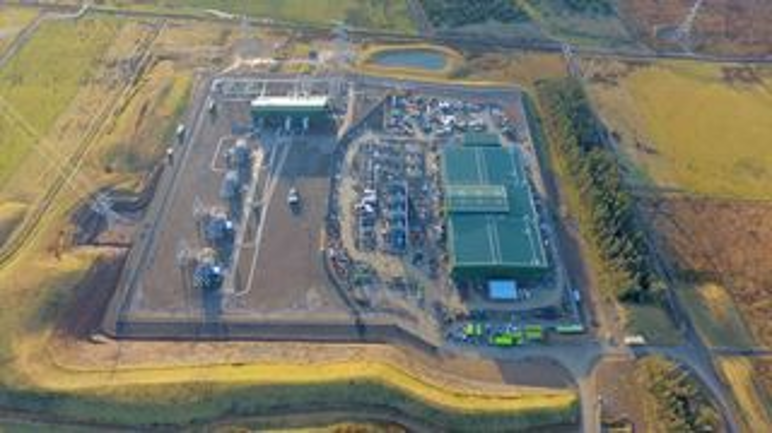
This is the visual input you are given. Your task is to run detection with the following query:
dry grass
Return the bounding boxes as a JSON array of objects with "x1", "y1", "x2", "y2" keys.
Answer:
[
  {"x1": 716, "y1": 357, "x2": 772, "y2": 432},
  {"x1": 676, "y1": 283, "x2": 754, "y2": 349},
  {"x1": 0, "y1": 6, "x2": 38, "y2": 55},
  {"x1": 0, "y1": 201, "x2": 27, "y2": 247},
  {"x1": 100, "y1": 60, "x2": 192, "y2": 174},
  {"x1": 0, "y1": 17, "x2": 122, "y2": 187},
  {"x1": 641, "y1": 197, "x2": 772, "y2": 348},
  {"x1": 587, "y1": 59, "x2": 772, "y2": 200},
  {"x1": 467, "y1": 52, "x2": 566, "y2": 91}
]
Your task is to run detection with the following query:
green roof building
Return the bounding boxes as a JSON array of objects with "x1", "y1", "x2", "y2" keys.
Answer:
[{"x1": 442, "y1": 141, "x2": 548, "y2": 281}]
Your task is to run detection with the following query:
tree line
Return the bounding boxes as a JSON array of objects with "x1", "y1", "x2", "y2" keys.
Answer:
[{"x1": 537, "y1": 78, "x2": 662, "y2": 303}]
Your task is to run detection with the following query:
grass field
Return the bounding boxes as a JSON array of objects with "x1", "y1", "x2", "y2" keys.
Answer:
[
  {"x1": 0, "y1": 17, "x2": 121, "y2": 186},
  {"x1": 515, "y1": 0, "x2": 637, "y2": 49},
  {"x1": 467, "y1": 52, "x2": 565, "y2": 92},
  {"x1": 587, "y1": 60, "x2": 772, "y2": 200},
  {"x1": 101, "y1": 60, "x2": 192, "y2": 175},
  {"x1": 676, "y1": 283, "x2": 754, "y2": 349},
  {"x1": 103, "y1": 0, "x2": 415, "y2": 32},
  {"x1": 717, "y1": 357, "x2": 772, "y2": 432},
  {"x1": 0, "y1": 6, "x2": 38, "y2": 55}
]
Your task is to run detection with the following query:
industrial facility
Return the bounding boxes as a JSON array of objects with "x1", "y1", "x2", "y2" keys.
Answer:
[
  {"x1": 441, "y1": 135, "x2": 549, "y2": 285},
  {"x1": 250, "y1": 95, "x2": 332, "y2": 132}
]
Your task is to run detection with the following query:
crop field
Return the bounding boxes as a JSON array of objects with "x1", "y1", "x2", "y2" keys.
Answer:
[
  {"x1": 0, "y1": 6, "x2": 38, "y2": 55},
  {"x1": 716, "y1": 357, "x2": 772, "y2": 432},
  {"x1": 515, "y1": 0, "x2": 638, "y2": 49},
  {"x1": 641, "y1": 196, "x2": 772, "y2": 349},
  {"x1": 620, "y1": 0, "x2": 772, "y2": 56},
  {"x1": 586, "y1": 59, "x2": 772, "y2": 200}
]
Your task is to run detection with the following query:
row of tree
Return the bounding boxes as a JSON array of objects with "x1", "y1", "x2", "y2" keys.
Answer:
[
  {"x1": 537, "y1": 78, "x2": 661, "y2": 303},
  {"x1": 638, "y1": 357, "x2": 721, "y2": 432},
  {"x1": 420, "y1": 0, "x2": 530, "y2": 28}
]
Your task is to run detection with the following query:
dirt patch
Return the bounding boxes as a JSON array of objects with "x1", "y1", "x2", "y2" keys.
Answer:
[
  {"x1": 621, "y1": 0, "x2": 772, "y2": 56},
  {"x1": 641, "y1": 196, "x2": 772, "y2": 347},
  {"x1": 596, "y1": 359, "x2": 648, "y2": 432},
  {"x1": 495, "y1": 357, "x2": 575, "y2": 389}
]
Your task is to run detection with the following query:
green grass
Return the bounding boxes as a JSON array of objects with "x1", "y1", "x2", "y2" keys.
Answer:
[
  {"x1": 104, "y1": 0, "x2": 416, "y2": 32},
  {"x1": 0, "y1": 17, "x2": 121, "y2": 185},
  {"x1": 625, "y1": 303, "x2": 681, "y2": 346}
]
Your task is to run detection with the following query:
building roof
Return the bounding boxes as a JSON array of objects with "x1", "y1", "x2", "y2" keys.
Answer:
[
  {"x1": 445, "y1": 184, "x2": 509, "y2": 213},
  {"x1": 489, "y1": 280, "x2": 518, "y2": 300},
  {"x1": 463, "y1": 132, "x2": 502, "y2": 148},
  {"x1": 442, "y1": 144, "x2": 548, "y2": 275},
  {"x1": 250, "y1": 95, "x2": 329, "y2": 113}
]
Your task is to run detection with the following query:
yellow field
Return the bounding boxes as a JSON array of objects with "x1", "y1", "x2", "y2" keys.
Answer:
[
  {"x1": 717, "y1": 357, "x2": 772, "y2": 432},
  {"x1": 587, "y1": 60, "x2": 772, "y2": 200}
]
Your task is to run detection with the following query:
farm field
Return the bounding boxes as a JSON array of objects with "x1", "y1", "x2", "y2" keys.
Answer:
[
  {"x1": 641, "y1": 196, "x2": 772, "y2": 349},
  {"x1": 620, "y1": 0, "x2": 772, "y2": 56},
  {"x1": 586, "y1": 59, "x2": 772, "y2": 200},
  {"x1": 515, "y1": 0, "x2": 638, "y2": 49},
  {"x1": 0, "y1": 6, "x2": 38, "y2": 55}
]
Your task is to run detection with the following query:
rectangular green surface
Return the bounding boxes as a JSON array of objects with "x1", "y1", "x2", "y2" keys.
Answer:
[{"x1": 442, "y1": 144, "x2": 548, "y2": 279}]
